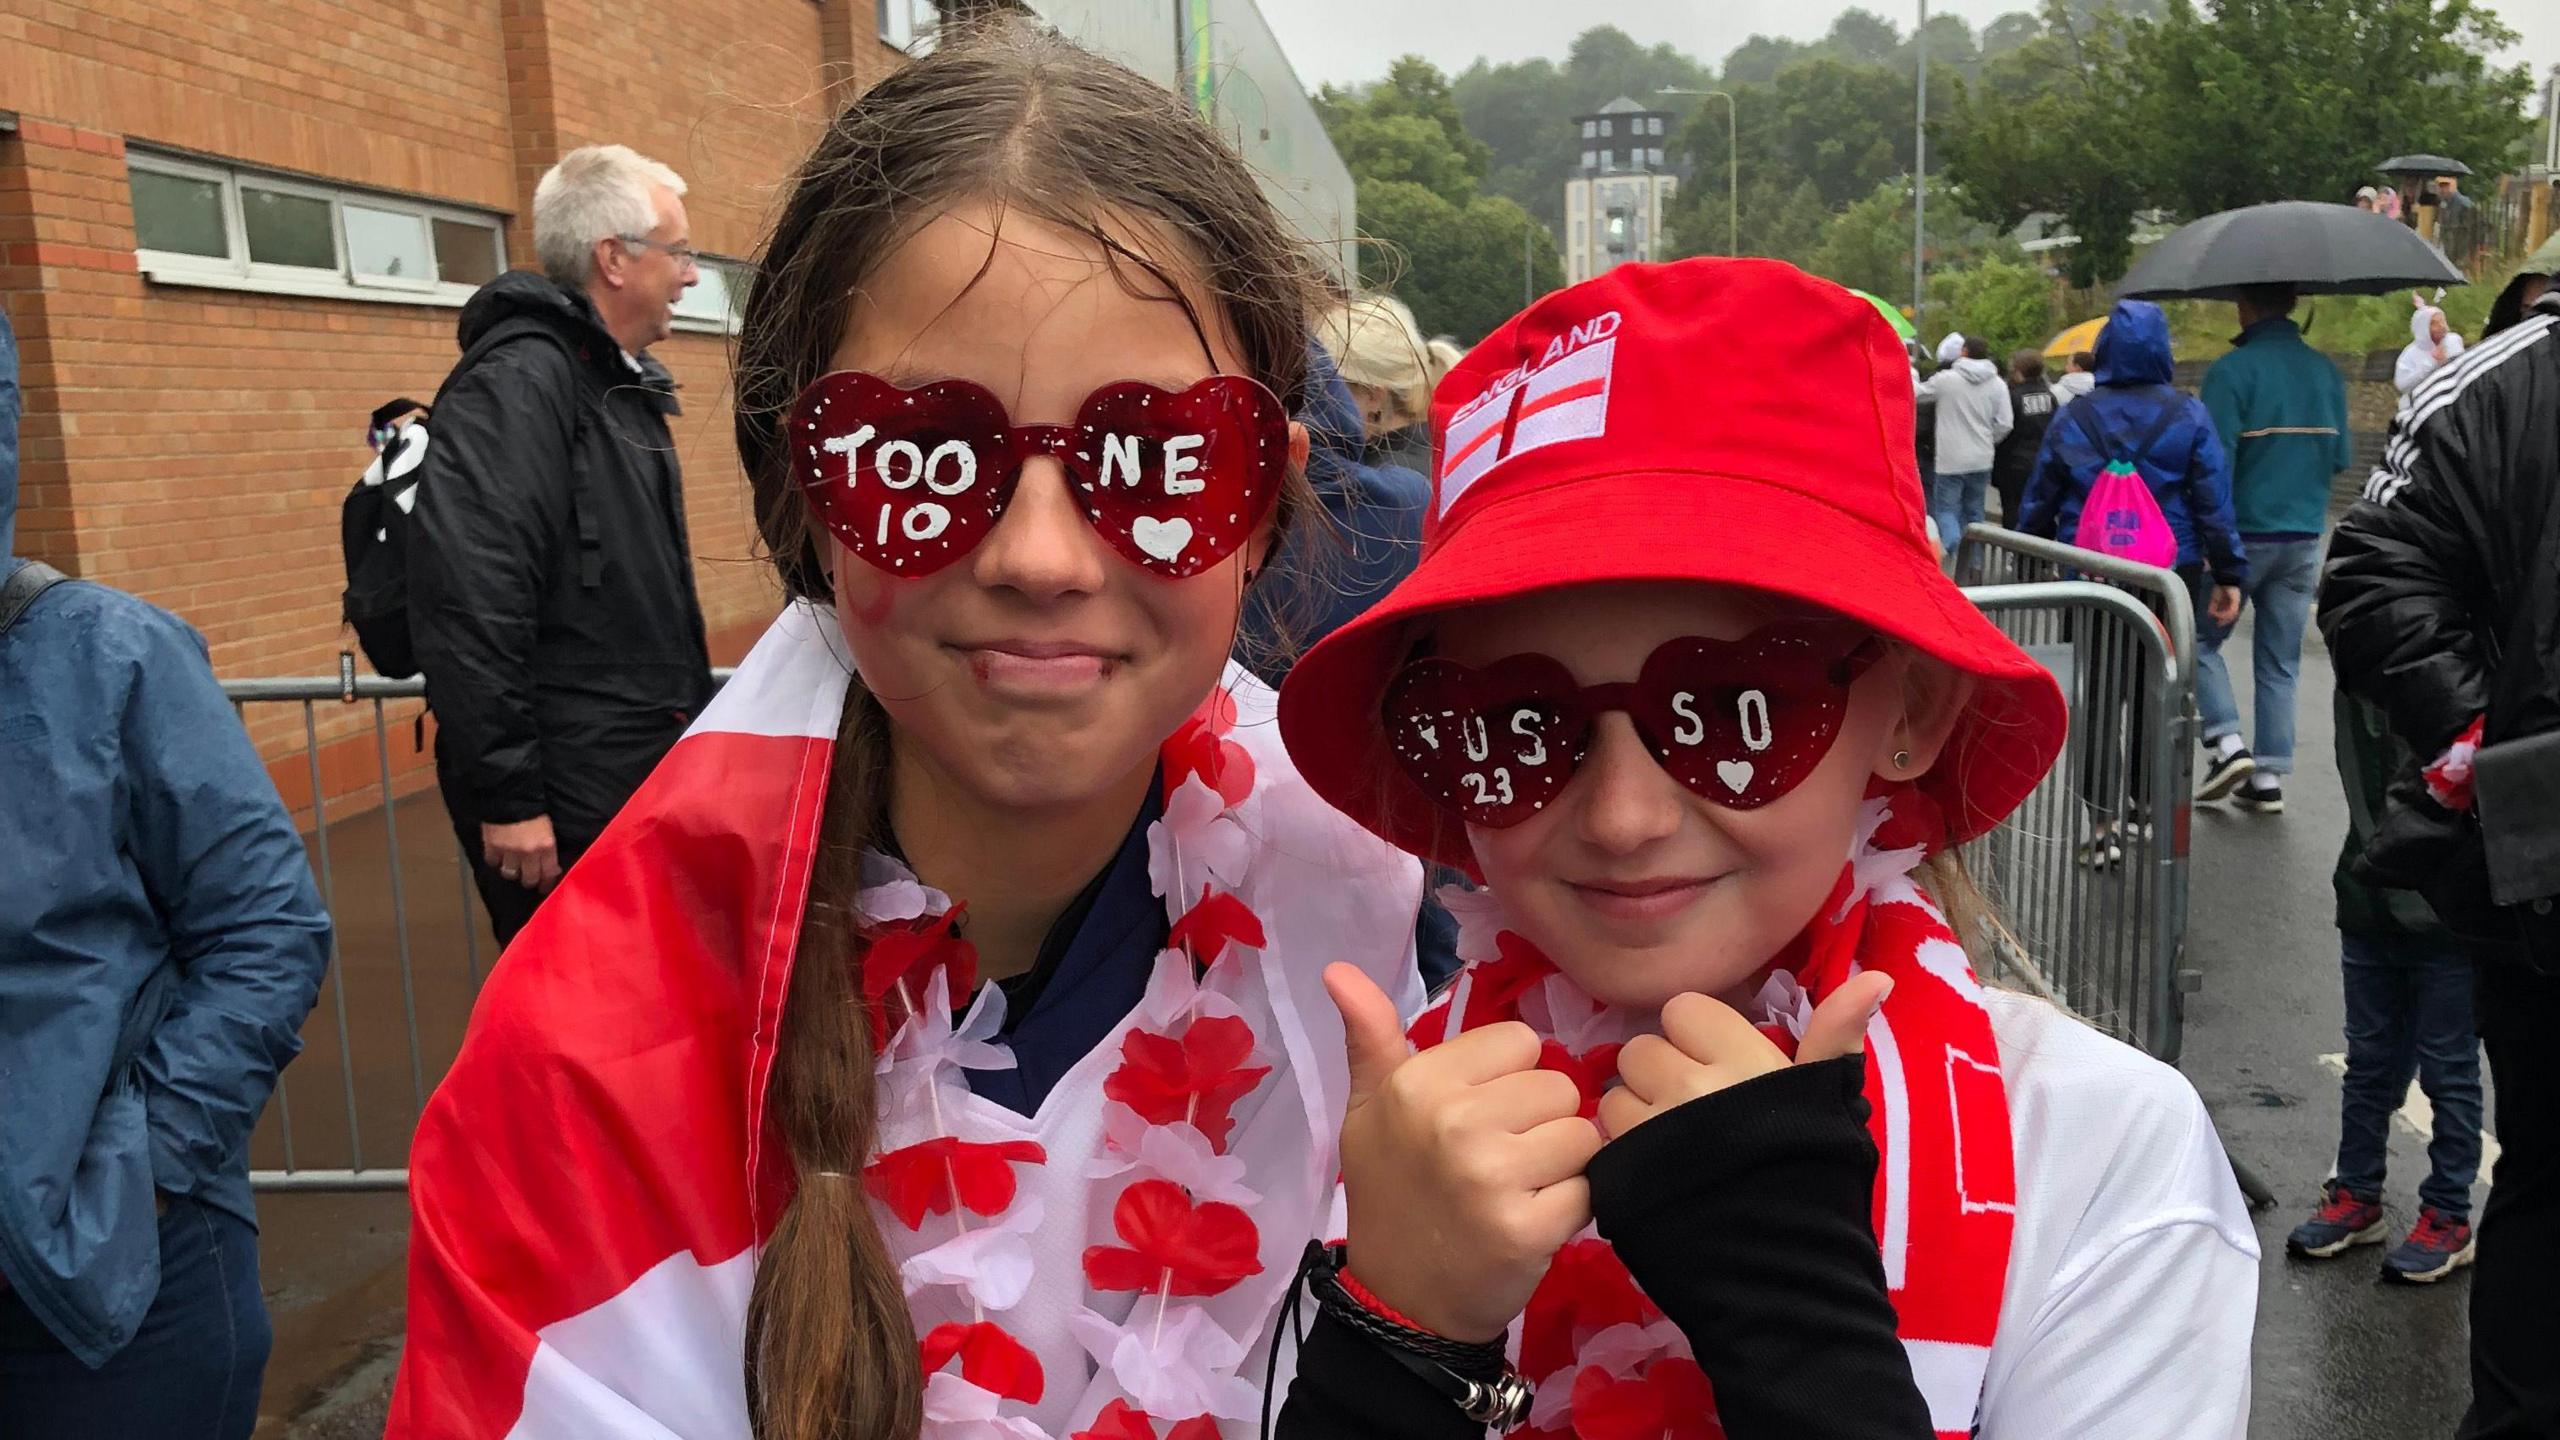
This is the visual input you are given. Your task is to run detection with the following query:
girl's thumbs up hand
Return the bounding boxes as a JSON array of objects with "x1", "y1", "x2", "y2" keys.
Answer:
[
  {"x1": 1599, "y1": 972, "x2": 1892, "y2": 1140},
  {"x1": 1324, "y1": 963, "x2": 1602, "y2": 1345}
]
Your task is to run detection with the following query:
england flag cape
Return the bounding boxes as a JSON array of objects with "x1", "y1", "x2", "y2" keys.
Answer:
[{"x1": 388, "y1": 603, "x2": 1423, "y2": 1439}]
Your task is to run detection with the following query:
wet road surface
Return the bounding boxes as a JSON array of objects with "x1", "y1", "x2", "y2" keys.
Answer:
[
  {"x1": 2181, "y1": 608, "x2": 2486, "y2": 1440},
  {"x1": 253, "y1": 788, "x2": 484, "y2": 1437}
]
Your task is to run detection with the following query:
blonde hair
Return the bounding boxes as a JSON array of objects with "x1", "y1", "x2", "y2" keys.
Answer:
[
  {"x1": 1319, "y1": 294, "x2": 1433, "y2": 431},
  {"x1": 533, "y1": 144, "x2": 687, "y2": 288},
  {"x1": 1425, "y1": 336, "x2": 1464, "y2": 390}
]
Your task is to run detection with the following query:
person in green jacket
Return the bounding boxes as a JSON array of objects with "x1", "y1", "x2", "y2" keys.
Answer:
[{"x1": 2195, "y1": 283, "x2": 2352, "y2": 816}]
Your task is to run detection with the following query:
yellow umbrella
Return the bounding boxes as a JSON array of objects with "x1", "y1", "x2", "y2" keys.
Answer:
[
  {"x1": 2047, "y1": 316, "x2": 2109, "y2": 356},
  {"x1": 2045, "y1": 317, "x2": 2106, "y2": 359}
]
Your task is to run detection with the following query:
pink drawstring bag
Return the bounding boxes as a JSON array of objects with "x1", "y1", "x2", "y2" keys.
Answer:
[
  {"x1": 2072, "y1": 458, "x2": 2178, "y2": 568},
  {"x1": 2069, "y1": 399, "x2": 2183, "y2": 569}
]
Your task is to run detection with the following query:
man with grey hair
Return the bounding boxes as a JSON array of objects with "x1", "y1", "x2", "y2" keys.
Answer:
[{"x1": 407, "y1": 144, "x2": 713, "y2": 945}]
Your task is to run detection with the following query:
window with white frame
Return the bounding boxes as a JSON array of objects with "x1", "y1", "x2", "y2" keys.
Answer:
[
  {"x1": 671, "y1": 256, "x2": 752, "y2": 335},
  {"x1": 128, "y1": 150, "x2": 506, "y2": 304},
  {"x1": 879, "y1": 0, "x2": 941, "y2": 50}
]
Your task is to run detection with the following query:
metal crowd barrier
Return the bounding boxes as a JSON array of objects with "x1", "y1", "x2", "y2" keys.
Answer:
[
  {"x1": 1955, "y1": 524, "x2": 2200, "y2": 1064},
  {"x1": 227, "y1": 670, "x2": 732, "y2": 1193}
]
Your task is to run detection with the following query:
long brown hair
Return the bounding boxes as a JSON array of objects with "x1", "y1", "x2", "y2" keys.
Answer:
[{"x1": 732, "y1": 22, "x2": 1326, "y2": 1440}]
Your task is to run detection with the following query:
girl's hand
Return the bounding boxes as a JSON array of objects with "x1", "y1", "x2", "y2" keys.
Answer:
[
  {"x1": 1599, "y1": 973, "x2": 1892, "y2": 1140},
  {"x1": 1325, "y1": 963, "x2": 1604, "y2": 1344}
]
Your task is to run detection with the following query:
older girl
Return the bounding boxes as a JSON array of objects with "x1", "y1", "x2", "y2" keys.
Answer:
[{"x1": 389, "y1": 27, "x2": 1424, "y2": 1440}]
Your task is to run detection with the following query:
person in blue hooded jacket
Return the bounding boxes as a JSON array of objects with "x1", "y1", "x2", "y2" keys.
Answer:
[
  {"x1": 1239, "y1": 339, "x2": 1463, "y2": 986},
  {"x1": 2021, "y1": 298, "x2": 2249, "y2": 625},
  {"x1": 0, "y1": 301, "x2": 332, "y2": 1439},
  {"x1": 2019, "y1": 301, "x2": 2247, "y2": 862},
  {"x1": 1238, "y1": 338, "x2": 1430, "y2": 684}
]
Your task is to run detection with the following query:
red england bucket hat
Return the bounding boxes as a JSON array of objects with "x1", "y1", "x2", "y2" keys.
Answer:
[{"x1": 1277, "y1": 257, "x2": 2066, "y2": 871}]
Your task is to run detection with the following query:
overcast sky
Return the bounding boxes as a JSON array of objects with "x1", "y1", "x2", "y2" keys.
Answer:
[{"x1": 1261, "y1": 0, "x2": 2560, "y2": 92}]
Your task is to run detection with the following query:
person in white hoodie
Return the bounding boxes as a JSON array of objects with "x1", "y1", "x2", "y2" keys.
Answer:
[
  {"x1": 1928, "y1": 332, "x2": 2015, "y2": 558},
  {"x1": 2393, "y1": 294, "x2": 2464, "y2": 394},
  {"x1": 2054, "y1": 348, "x2": 2098, "y2": 403}
]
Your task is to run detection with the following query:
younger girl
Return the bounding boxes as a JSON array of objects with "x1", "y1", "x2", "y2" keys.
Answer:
[
  {"x1": 1278, "y1": 258, "x2": 2260, "y2": 1439},
  {"x1": 389, "y1": 28, "x2": 1427, "y2": 1440}
]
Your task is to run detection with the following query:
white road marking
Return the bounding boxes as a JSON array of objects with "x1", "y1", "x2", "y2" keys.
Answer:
[{"x1": 2316, "y1": 1052, "x2": 2501, "y2": 1172}]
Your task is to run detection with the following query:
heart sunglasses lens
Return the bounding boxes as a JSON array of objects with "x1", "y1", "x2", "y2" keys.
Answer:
[
  {"x1": 1383, "y1": 657, "x2": 1584, "y2": 828},
  {"x1": 786, "y1": 373, "x2": 1014, "y2": 578},
  {"x1": 1074, "y1": 377, "x2": 1286, "y2": 579},
  {"x1": 1632, "y1": 631, "x2": 1866, "y2": 808}
]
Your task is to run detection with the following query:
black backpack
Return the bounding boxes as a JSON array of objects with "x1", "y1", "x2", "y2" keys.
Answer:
[
  {"x1": 340, "y1": 394, "x2": 435, "y2": 677},
  {"x1": 338, "y1": 328, "x2": 598, "y2": 679}
]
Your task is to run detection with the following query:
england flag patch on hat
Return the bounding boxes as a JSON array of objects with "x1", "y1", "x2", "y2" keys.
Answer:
[{"x1": 1437, "y1": 310, "x2": 1620, "y2": 516}]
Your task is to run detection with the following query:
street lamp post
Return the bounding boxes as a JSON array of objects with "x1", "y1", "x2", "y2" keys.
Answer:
[
  {"x1": 1658, "y1": 87, "x2": 1738, "y2": 256},
  {"x1": 1912, "y1": 0, "x2": 1928, "y2": 326}
]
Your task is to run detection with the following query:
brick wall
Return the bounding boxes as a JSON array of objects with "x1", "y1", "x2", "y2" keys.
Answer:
[{"x1": 4, "y1": 0, "x2": 906, "y2": 808}]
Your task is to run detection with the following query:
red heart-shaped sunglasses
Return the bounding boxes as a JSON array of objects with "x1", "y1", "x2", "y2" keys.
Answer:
[
  {"x1": 1382, "y1": 623, "x2": 1885, "y2": 827},
  {"x1": 785, "y1": 371, "x2": 1288, "y2": 580}
]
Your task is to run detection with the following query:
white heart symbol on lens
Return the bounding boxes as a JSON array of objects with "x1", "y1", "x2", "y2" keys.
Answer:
[
  {"x1": 1715, "y1": 759, "x2": 1755, "y2": 793},
  {"x1": 1131, "y1": 516, "x2": 1194, "y2": 563}
]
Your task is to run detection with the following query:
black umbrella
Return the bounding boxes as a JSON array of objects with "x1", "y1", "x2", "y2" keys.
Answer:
[
  {"x1": 2116, "y1": 201, "x2": 2465, "y2": 301},
  {"x1": 2377, "y1": 153, "x2": 2473, "y2": 177}
]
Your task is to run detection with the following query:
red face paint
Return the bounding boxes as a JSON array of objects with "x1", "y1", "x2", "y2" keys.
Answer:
[
  {"x1": 785, "y1": 371, "x2": 1287, "y2": 580},
  {"x1": 1382, "y1": 623, "x2": 1882, "y2": 827}
]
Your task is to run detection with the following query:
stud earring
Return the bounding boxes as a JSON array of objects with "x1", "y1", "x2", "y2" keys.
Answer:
[{"x1": 1892, "y1": 748, "x2": 1912, "y2": 772}]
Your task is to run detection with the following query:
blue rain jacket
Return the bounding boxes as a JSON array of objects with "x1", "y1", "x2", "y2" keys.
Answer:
[
  {"x1": 1237, "y1": 343, "x2": 1459, "y2": 985},
  {"x1": 1237, "y1": 342, "x2": 1428, "y2": 686},
  {"x1": 0, "y1": 424, "x2": 331, "y2": 1364},
  {"x1": 2019, "y1": 300, "x2": 2251, "y2": 586}
]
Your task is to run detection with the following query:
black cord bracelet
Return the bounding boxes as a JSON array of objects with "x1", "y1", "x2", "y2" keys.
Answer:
[{"x1": 1293, "y1": 1242, "x2": 1535, "y2": 1431}]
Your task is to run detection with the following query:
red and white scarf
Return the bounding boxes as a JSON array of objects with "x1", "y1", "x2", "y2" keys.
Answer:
[{"x1": 1408, "y1": 790, "x2": 2016, "y2": 1440}]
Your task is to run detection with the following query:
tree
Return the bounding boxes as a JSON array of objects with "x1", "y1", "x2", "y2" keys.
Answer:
[
  {"x1": 2128, "y1": 0, "x2": 2530, "y2": 218},
  {"x1": 1796, "y1": 176, "x2": 2008, "y2": 319},
  {"x1": 1355, "y1": 181, "x2": 1563, "y2": 343},
  {"x1": 1665, "y1": 54, "x2": 1949, "y2": 262},
  {"x1": 1806, "y1": 178, "x2": 1927, "y2": 299},
  {"x1": 1929, "y1": 254, "x2": 2059, "y2": 361},
  {"x1": 1827, "y1": 9, "x2": 1905, "y2": 67},
  {"x1": 1321, "y1": 54, "x2": 1564, "y2": 341},
  {"x1": 1901, "y1": 13, "x2": 1982, "y2": 78},
  {"x1": 1936, "y1": 3, "x2": 2148, "y2": 287},
  {"x1": 1721, "y1": 35, "x2": 1811, "y2": 86},
  {"x1": 1321, "y1": 55, "x2": 1491, "y2": 199},
  {"x1": 1939, "y1": 0, "x2": 2533, "y2": 289},
  {"x1": 1366, "y1": 56, "x2": 1494, "y2": 185},
  {"x1": 1326, "y1": 111, "x2": 1482, "y2": 206},
  {"x1": 1980, "y1": 12, "x2": 2046, "y2": 60}
]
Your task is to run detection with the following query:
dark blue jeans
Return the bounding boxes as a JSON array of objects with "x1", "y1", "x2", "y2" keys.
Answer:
[
  {"x1": 0, "y1": 1196, "x2": 269, "y2": 1440},
  {"x1": 2335, "y1": 930, "x2": 2483, "y2": 1217}
]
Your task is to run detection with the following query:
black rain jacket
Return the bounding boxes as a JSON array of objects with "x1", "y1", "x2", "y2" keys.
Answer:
[
  {"x1": 2317, "y1": 290, "x2": 2560, "y2": 959},
  {"x1": 407, "y1": 272, "x2": 711, "y2": 842}
]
